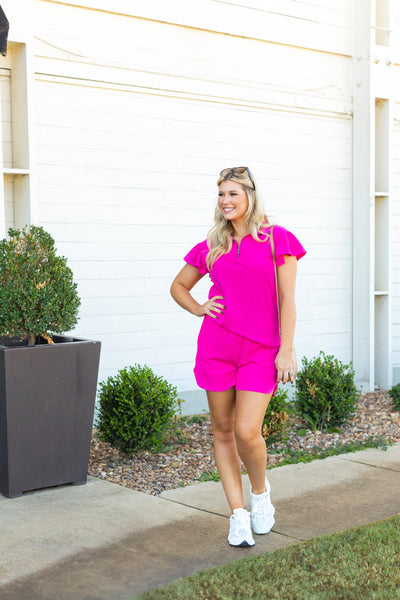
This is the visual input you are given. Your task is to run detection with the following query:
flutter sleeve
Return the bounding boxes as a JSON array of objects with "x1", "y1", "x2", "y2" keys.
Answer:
[
  {"x1": 183, "y1": 240, "x2": 209, "y2": 274},
  {"x1": 273, "y1": 226, "x2": 306, "y2": 266}
]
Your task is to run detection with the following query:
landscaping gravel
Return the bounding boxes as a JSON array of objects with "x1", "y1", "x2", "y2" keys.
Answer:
[{"x1": 88, "y1": 391, "x2": 400, "y2": 496}]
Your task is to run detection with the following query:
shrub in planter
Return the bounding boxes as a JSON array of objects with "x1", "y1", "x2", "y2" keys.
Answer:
[
  {"x1": 262, "y1": 387, "x2": 290, "y2": 442},
  {"x1": 0, "y1": 225, "x2": 100, "y2": 498},
  {"x1": 0, "y1": 225, "x2": 80, "y2": 345},
  {"x1": 294, "y1": 352, "x2": 360, "y2": 431},
  {"x1": 96, "y1": 364, "x2": 179, "y2": 453},
  {"x1": 388, "y1": 383, "x2": 400, "y2": 411}
]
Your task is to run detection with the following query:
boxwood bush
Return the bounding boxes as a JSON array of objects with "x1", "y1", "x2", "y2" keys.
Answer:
[
  {"x1": 96, "y1": 364, "x2": 178, "y2": 453},
  {"x1": 388, "y1": 383, "x2": 400, "y2": 411},
  {"x1": 0, "y1": 225, "x2": 80, "y2": 346},
  {"x1": 294, "y1": 352, "x2": 360, "y2": 431}
]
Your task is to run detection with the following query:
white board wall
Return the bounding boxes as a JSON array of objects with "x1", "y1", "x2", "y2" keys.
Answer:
[
  {"x1": 29, "y1": 0, "x2": 355, "y2": 398},
  {"x1": 1, "y1": 0, "x2": 399, "y2": 403}
]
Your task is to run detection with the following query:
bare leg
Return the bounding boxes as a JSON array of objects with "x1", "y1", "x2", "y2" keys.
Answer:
[
  {"x1": 206, "y1": 388, "x2": 244, "y2": 512},
  {"x1": 234, "y1": 390, "x2": 272, "y2": 494}
]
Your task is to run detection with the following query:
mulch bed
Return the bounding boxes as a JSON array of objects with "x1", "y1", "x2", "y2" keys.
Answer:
[{"x1": 88, "y1": 391, "x2": 400, "y2": 496}]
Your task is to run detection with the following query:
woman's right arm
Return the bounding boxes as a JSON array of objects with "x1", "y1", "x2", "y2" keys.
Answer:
[{"x1": 170, "y1": 264, "x2": 225, "y2": 319}]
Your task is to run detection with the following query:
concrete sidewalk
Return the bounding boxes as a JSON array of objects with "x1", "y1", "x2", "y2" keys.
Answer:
[{"x1": 0, "y1": 444, "x2": 399, "y2": 600}]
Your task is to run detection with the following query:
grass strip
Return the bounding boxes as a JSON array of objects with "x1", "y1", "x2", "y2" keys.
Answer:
[
  {"x1": 198, "y1": 436, "x2": 392, "y2": 483},
  {"x1": 269, "y1": 435, "x2": 392, "y2": 468},
  {"x1": 135, "y1": 515, "x2": 400, "y2": 600}
]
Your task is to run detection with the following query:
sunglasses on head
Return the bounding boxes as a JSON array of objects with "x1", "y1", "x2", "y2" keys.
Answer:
[{"x1": 219, "y1": 166, "x2": 256, "y2": 190}]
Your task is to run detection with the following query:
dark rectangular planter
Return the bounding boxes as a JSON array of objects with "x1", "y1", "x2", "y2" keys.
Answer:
[{"x1": 0, "y1": 335, "x2": 101, "y2": 498}]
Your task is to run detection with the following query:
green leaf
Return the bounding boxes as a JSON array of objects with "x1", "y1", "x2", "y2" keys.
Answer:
[{"x1": 0, "y1": 225, "x2": 81, "y2": 343}]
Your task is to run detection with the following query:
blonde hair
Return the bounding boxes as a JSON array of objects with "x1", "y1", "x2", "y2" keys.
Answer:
[{"x1": 206, "y1": 167, "x2": 269, "y2": 269}]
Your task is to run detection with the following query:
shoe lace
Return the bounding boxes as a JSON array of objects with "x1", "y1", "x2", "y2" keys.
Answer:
[
  {"x1": 233, "y1": 513, "x2": 250, "y2": 534},
  {"x1": 252, "y1": 493, "x2": 271, "y2": 518},
  {"x1": 253, "y1": 504, "x2": 266, "y2": 519}
]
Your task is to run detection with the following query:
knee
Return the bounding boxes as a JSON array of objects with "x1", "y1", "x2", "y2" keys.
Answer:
[
  {"x1": 235, "y1": 425, "x2": 261, "y2": 450},
  {"x1": 212, "y1": 419, "x2": 235, "y2": 444}
]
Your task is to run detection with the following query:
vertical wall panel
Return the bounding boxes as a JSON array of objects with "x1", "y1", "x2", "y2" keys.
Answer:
[
  {"x1": 4, "y1": 175, "x2": 14, "y2": 229},
  {"x1": 392, "y1": 99, "x2": 400, "y2": 382},
  {"x1": 0, "y1": 68, "x2": 12, "y2": 169},
  {"x1": 0, "y1": 68, "x2": 14, "y2": 232},
  {"x1": 391, "y1": 1, "x2": 400, "y2": 382}
]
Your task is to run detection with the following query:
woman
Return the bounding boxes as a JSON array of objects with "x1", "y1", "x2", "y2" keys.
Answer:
[{"x1": 170, "y1": 167, "x2": 305, "y2": 547}]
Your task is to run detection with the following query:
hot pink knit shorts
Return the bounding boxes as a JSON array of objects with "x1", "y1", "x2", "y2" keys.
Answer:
[{"x1": 194, "y1": 317, "x2": 279, "y2": 395}]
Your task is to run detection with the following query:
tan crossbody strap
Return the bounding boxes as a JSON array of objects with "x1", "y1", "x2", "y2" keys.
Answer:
[
  {"x1": 270, "y1": 225, "x2": 298, "y2": 378},
  {"x1": 270, "y1": 225, "x2": 280, "y2": 332}
]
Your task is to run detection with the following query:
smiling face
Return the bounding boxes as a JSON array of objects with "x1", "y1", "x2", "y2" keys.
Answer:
[{"x1": 218, "y1": 180, "x2": 249, "y2": 226}]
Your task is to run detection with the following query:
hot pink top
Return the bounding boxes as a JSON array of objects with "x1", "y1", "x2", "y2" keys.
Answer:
[{"x1": 184, "y1": 225, "x2": 306, "y2": 347}]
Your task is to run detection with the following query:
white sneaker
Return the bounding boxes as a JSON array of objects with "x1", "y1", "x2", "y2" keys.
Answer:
[
  {"x1": 250, "y1": 474, "x2": 275, "y2": 534},
  {"x1": 228, "y1": 508, "x2": 255, "y2": 547}
]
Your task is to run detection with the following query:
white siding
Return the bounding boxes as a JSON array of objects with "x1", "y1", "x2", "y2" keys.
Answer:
[
  {"x1": 40, "y1": 0, "x2": 353, "y2": 56},
  {"x1": 31, "y1": 0, "x2": 355, "y2": 395}
]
